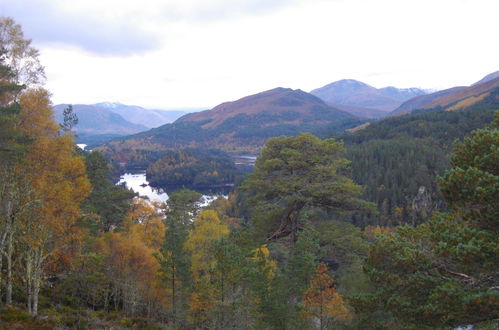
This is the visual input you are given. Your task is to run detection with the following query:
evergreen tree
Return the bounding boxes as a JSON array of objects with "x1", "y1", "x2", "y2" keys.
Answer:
[
  {"x1": 242, "y1": 133, "x2": 373, "y2": 244},
  {"x1": 155, "y1": 189, "x2": 201, "y2": 325},
  {"x1": 356, "y1": 116, "x2": 499, "y2": 328},
  {"x1": 82, "y1": 151, "x2": 136, "y2": 232}
]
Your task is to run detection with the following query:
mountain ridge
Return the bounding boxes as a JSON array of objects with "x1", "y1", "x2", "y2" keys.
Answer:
[
  {"x1": 310, "y1": 79, "x2": 427, "y2": 116},
  {"x1": 97, "y1": 87, "x2": 361, "y2": 163}
]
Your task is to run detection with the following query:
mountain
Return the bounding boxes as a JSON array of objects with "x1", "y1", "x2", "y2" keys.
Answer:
[
  {"x1": 98, "y1": 88, "x2": 361, "y2": 167},
  {"x1": 53, "y1": 104, "x2": 148, "y2": 136},
  {"x1": 423, "y1": 76, "x2": 499, "y2": 110},
  {"x1": 390, "y1": 71, "x2": 499, "y2": 115},
  {"x1": 310, "y1": 79, "x2": 427, "y2": 116},
  {"x1": 95, "y1": 102, "x2": 186, "y2": 128},
  {"x1": 327, "y1": 103, "x2": 388, "y2": 119},
  {"x1": 176, "y1": 87, "x2": 354, "y2": 128},
  {"x1": 390, "y1": 87, "x2": 466, "y2": 115},
  {"x1": 471, "y1": 70, "x2": 499, "y2": 86}
]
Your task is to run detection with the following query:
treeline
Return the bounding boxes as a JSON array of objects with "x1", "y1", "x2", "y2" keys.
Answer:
[
  {"x1": 97, "y1": 110, "x2": 362, "y2": 161},
  {"x1": 342, "y1": 98, "x2": 498, "y2": 226}
]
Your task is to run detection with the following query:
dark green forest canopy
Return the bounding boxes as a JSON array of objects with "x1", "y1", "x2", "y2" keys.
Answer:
[
  {"x1": 341, "y1": 95, "x2": 498, "y2": 226},
  {"x1": 354, "y1": 119, "x2": 499, "y2": 328}
]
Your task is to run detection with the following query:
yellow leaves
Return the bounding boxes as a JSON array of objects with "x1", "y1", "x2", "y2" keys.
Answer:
[
  {"x1": 185, "y1": 210, "x2": 229, "y2": 280},
  {"x1": 365, "y1": 225, "x2": 393, "y2": 241},
  {"x1": 251, "y1": 244, "x2": 277, "y2": 279},
  {"x1": 18, "y1": 88, "x2": 59, "y2": 138},
  {"x1": 125, "y1": 198, "x2": 165, "y2": 249},
  {"x1": 97, "y1": 229, "x2": 167, "y2": 308},
  {"x1": 17, "y1": 87, "x2": 90, "y2": 270},
  {"x1": 446, "y1": 93, "x2": 490, "y2": 112}
]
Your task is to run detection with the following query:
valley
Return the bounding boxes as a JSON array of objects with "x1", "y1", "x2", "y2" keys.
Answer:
[{"x1": 0, "y1": 12, "x2": 497, "y2": 329}]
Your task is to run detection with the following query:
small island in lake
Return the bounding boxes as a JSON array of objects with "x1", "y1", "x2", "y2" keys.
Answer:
[{"x1": 146, "y1": 148, "x2": 240, "y2": 188}]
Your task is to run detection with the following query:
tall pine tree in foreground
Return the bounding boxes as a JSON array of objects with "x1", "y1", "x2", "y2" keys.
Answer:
[{"x1": 242, "y1": 133, "x2": 374, "y2": 244}]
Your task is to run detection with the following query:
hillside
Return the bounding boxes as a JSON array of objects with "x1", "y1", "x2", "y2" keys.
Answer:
[
  {"x1": 390, "y1": 71, "x2": 499, "y2": 115},
  {"x1": 176, "y1": 87, "x2": 352, "y2": 128},
  {"x1": 390, "y1": 87, "x2": 466, "y2": 115},
  {"x1": 471, "y1": 70, "x2": 499, "y2": 86},
  {"x1": 310, "y1": 79, "x2": 426, "y2": 116},
  {"x1": 423, "y1": 76, "x2": 499, "y2": 109},
  {"x1": 341, "y1": 87, "x2": 499, "y2": 226},
  {"x1": 98, "y1": 88, "x2": 361, "y2": 166}
]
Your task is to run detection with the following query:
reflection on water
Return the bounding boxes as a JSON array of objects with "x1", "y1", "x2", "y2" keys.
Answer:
[
  {"x1": 118, "y1": 172, "x2": 169, "y2": 203},
  {"x1": 117, "y1": 172, "x2": 230, "y2": 205},
  {"x1": 76, "y1": 144, "x2": 87, "y2": 150},
  {"x1": 233, "y1": 155, "x2": 257, "y2": 172}
]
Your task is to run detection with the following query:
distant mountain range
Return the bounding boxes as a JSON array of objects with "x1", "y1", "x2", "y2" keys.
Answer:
[
  {"x1": 97, "y1": 88, "x2": 361, "y2": 165},
  {"x1": 310, "y1": 79, "x2": 428, "y2": 118},
  {"x1": 53, "y1": 103, "x2": 187, "y2": 145},
  {"x1": 94, "y1": 102, "x2": 186, "y2": 128}
]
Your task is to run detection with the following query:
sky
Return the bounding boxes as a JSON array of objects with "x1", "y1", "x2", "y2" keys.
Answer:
[{"x1": 1, "y1": 0, "x2": 498, "y2": 110}]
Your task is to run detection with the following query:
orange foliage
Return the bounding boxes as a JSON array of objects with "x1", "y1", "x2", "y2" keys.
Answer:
[
  {"x1": 125, "y1": 198, "x2": 165, "y2": 249},
  {"x1": 97, "y1": 229, "x2": 167, "y2": 313},
  {"x1": 303, "y1": 262, "x2": 352, "y2": 327},
  {"x1": 18, "y1": 88, "x2": 91, "y2": 273}
]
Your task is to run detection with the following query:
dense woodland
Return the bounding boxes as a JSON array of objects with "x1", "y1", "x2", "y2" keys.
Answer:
[
  {"x1": 343, "y1": 99, "x2": 498, "y2": 226},
  {"x1": 146, "y1": 149, "x2": 239, "y2": 188},
  {"x1": 0, "y1": 18, "x2": 498, "y2": 329}
]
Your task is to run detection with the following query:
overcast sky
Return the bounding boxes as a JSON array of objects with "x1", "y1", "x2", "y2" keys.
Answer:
[{"x1": 2, "y1": 0, "x2": 498, "y2": 109}]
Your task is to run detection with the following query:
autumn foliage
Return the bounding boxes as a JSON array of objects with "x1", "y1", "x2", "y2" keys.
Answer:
[{"x1": 303, "y1": 262, "x2": 352, "y2": 329}]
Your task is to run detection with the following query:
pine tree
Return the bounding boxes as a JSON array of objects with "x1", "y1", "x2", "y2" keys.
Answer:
[{"x1": 155, "y1": 189, "x2": 201, "y2": 325}]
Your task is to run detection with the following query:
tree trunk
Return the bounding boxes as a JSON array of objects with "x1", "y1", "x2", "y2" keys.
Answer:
[
  {"x1": 26, "y1": 250, "x2": 34, "y2": 314},
  {"x1": 171, "y1": 263, "x2": 176, "y2": 325},
  {"x1": 29, "y1": 247, "x2": 44, "y2": 316},
  {"x1": 6, "y1": 230, "x2": 13, "y2": 305}
]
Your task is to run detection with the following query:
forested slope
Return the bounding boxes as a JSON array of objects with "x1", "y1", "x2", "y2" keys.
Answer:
[{"x1": 343, "y1": 88, "x2": 498, "y2": 226}]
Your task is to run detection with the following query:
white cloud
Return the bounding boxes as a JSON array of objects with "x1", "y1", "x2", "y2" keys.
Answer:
[{"x1": 2, "y1": 0, "x2": 498, "y2": 108}]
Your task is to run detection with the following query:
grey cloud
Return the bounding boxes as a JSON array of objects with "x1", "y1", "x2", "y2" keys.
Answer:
[
  {"x1": 0, "y1": 0, "x2": 160, "y2": 56},
  {"x1": 0, "y1": 0, "x2": 308, "y2": 55}
]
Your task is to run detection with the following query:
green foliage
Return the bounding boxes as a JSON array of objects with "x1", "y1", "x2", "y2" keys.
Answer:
[
  {"x1": 156, "y1": 189, "x2": 202, "y2": 325},
  {"x1": 243, "y1": 132, "x2": 374, "y2": 242},
  {"x1": 343, "y1": 96, "x2": 498, "y2": 226},
  {"x1": 97, "y1": 107, "x2": 362, "y2": 163},
  {"x1": 82, "y1": 151, "x2": 136, "y2": 232},
  {"x1": 438, "y1": 124, "x2": 499, "y2": 231},
  {"x1": 0, "y1": 50, "x2": 28, "y2": 161},
  {"x1": 285, "y1": 226, "x2": 320, "y2": 297},
  {"x1": 59, "y1": 104, "x2": 78, "y2": 133},
  {"x1": 357, "y1": 119, "x2": 499, "y2": 328}
]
